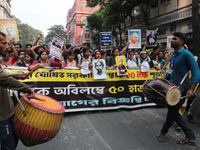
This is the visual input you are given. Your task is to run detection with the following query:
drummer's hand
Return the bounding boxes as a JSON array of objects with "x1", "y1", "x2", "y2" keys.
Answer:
[
  {"x1": 26, "y1": 90, "x2": 35, "y2": 99},
  {"x1": 187, "y1": 89, "x2": 194, "y2": 99},
  {"x1": 18, "y1": 73, "x2": 29, "y2": 80}
]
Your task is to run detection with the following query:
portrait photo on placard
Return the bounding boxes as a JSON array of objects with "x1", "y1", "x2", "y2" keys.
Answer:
[
  {"x1": 146, "y1": 30, "x2": 157, "y2": 46},
  {"x1": 81, "y1": 62, "x2": 90, "y2": 75},
  {"x1": 116, "y1": 56, "x2": 128, "y2": 76},
  {"x1": 128, "y1": 29, "x2": 141, "y2": 49},
  {"x1": 92, "y1": 59, "x2": 107, "y2": 80}
]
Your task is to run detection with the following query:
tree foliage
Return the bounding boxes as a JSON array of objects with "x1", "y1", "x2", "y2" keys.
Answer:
[
  {"x1": 87, "y1": 12, "x2": 103, "y2": 48},
  {"x1": 11, "y1": 15, "x2": 44, "y2": 49},
  {"x1": 86, "y1": 0, "x2": 153, "y2": 47},
  {"x1": 45, "y1": 25, "x2": 65, "y2": 44}
]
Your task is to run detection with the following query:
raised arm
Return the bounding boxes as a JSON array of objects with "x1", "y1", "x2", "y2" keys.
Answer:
[
  {"x1": 31, "y1": 45, "x2": 40, "y2": 58},
  {"x1": 120, "y1": 42, "x2": 130, "y2": 55},
  {"x1": 150, "y1": 42, "x2": 162, "y2": 60},
  {"x1": 10, "y1": 38, "x2": 18, "y2": 59},
  {"x1": 33, "y1": 34, "x2": 42, "y2": 46},
  {"x1": 62, "y1": 44, "x2": 67, "y2": 52},
  {"x1": 142, "y1": 41, "x2": 148, "y2": 51}
]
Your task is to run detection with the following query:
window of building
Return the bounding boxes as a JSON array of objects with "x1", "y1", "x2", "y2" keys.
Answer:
[
  {"x1": 151, "y1": 0, "x2": 158, "y2": 8},
  {"x1": 93, "y1": 6, "x2": 97, "y2": 11},
  {"x1": 188, "y1": 10, "x2": 191, "y2": 16},
  {"x1": 161, "y1": 0, "x2": 170, "y2": 4},
  {"x1": 177, "y1": 0, "x2": 179, "y2": 6},
  {"x1": 82, "y1": 2, "x2": 86, "y2": 9}
]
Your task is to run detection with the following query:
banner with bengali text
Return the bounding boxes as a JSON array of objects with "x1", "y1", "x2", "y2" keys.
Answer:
[{"x1": 6, "y1": 67, "x2": 164, "y2": 112}]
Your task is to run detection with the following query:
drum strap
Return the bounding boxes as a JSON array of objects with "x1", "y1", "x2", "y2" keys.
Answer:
[{"x1": 173, "y1": 65, "x2": 189, "y2": 91}]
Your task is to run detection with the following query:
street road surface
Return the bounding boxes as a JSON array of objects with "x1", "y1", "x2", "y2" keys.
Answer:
[{"x1": 17, "y1": 107, "x2": 200, "y2": 150}]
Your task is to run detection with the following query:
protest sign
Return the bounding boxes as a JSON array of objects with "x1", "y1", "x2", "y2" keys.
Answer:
[
  {"x1": 100, "y1": 32, "x2": 112, "y2": 50},
  {"x1": 116, "y1": 56, "x2": 128, "y2": 76},
  {"x1": 128, "y1": 29, "x2": 141, "y2": 49},
  {"x1": 0, "y1": 18, "x2": 19, "y2": 41},
  {"x1": 146, "y1": 30, "x2": 157, "y2": 46},
  {"x1": 50, "y1": 34, "x2": 64, "y2": 60},
  {"x1": 92, "y1": 59, "x2": 107, "y2": 80},
  {"x1": 81, "y1": 62, "x2": 90, "y2": 75}
]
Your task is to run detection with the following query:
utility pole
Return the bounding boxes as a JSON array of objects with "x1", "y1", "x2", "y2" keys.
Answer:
[{"x1": 192, "y1": 0, "x2": 200, "y2": 55}]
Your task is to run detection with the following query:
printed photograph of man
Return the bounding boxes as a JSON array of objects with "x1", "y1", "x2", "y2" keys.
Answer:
[
  {"x1": 93, "y1": 59, "x2": 107, "y2": 80},
  {"x1": 128, "y1": 30, "x2": 141, "y2": 49},
  {"x1": 116, "y1": 56, "x2": 128, "y2": 76},
  {"x1": 146, "y1": 30, "x2": 157, "y2": 46},
  {"x1": 95, "y1": 61, "x2": 104, "y2": 76},
  {"x1": 5, "y1": 26, "x2": 15, "y2": 38}
]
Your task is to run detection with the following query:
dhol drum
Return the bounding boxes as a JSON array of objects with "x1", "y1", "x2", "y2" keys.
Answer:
[
  {"x1": 13, "y1": 93, "x2": 65, "y2": 147},
  {"x1": 142, "y1": 78, "x2": 181, "y2": 106}
]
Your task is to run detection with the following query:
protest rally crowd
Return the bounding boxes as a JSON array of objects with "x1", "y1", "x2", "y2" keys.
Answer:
[
  {"x1": 0, "y1": 33, "x2": 171, "y2": 71},
  {"x1": 1, "y1": 30, "x2": 200, "y2": 149}
]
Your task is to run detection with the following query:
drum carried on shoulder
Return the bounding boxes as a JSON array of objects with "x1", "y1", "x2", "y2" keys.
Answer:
[
  {"x1": 141, "y1": 51, "x2": 189, "y2": 106},
  {"x1": 142, "y1": 78, "x2": 182, "y2": 106},
  {"x1": 13, "y1": 93, "x2": 65, "y2": 147}
]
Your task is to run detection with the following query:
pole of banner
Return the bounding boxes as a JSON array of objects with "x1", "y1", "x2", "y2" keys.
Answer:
[
  {"x1": 154, "y1": 51, "x2": 174, "y2": 79},
  {"x1": 1, "y1": 65, "x2": 26, "y2": 112}
]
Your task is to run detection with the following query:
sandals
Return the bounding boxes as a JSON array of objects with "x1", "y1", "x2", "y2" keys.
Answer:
[
  {"x1": 177, "y1": 140, "x2": 196, "y2": 146},
  {"x1": 158, "y1": 135, "x2": 166, "y2": 142}
]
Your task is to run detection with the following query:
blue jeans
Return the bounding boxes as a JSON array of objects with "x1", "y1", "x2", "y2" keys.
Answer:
[
  {"x1": 161, "y1": 92, "x2": 195, "y2": 140},
  {"x1": 0, "y1": 117, "x2": 19, "y2": 150}
]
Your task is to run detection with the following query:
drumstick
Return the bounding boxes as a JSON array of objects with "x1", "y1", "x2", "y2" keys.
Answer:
[
  {"x1": 155, "y1": 51, "x2": 174, "y2": 79},
  {"x1": 181, "y1": 95, "x2": 188, "y2": 99},
  {"x1": 13, "y1": 91, "x2": 26, "y2": 112},
  {"x1": 179, "y1": 72, "x2": 189, "y2": 86}
]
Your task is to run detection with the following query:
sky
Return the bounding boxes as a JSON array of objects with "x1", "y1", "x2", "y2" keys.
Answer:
[{"x1": 11, "y1": 0, "x2": 75, "y2": 36}]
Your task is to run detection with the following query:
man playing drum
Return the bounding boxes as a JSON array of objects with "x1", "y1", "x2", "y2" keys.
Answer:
[
  {"x1": 0, "y1": 32, "x2": 35, "y2": 150},
  {"x1": 158, "y1": 32, "x2": 200, "y2": 145}
]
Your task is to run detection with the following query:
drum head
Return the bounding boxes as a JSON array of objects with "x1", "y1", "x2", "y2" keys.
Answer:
[
  {"x1": 166, "y1": 86, "x2": 181, "y2": 106},
  {"x1": 23, "y1": 93, "x2": 65, "y2": 113}
]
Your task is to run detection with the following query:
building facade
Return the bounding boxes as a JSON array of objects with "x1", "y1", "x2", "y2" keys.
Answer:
[
  {"x1": 0, "y1": 0, "x2": 11, "y2": 18},
  {"x1": 66, "y1": 0, "x2": 100, "y2": 46},
  {"x1": 124, "y1": 0, "x2": 200, "y2": 51}
]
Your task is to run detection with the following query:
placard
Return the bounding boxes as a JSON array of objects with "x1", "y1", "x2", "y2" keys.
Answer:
[
  {"x1": 146, "y1": 30, "x2": 157, "y2": 46},
  {"x1": 0, "y1": 18, "x2": 19, "y2": 41},
  {"x1": 116, "y1": 56, "x2": 128, "y2": 76},
  {"x1": 50, "y1": 34, "x2": 64, "y2": 60},
  {"x1": 100, "y1": 32, "x2": 112, "y2": 50},
  {"x1": 92, "y1": 59, "x2": 107, "y2": 80},
  {"x1": 128, "y1": 29, "x2": 141, "y2": 49}
]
